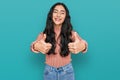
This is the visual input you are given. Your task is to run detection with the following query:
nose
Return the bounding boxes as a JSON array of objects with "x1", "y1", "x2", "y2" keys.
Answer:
[{"x1": 57, "y1": 12, "x2": 61, "y2": 17}]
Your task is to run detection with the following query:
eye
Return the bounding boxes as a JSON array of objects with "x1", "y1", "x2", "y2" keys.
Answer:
[
  {"x1": 53, "y1": 11, "x2": 57, "y2": 13},
  {"x1": 53, "y1": 10, "x2": 58, "y2": 13},
  {"x1": 61, "y1": 12, "x2": 65, "y2": 14},
  {"x1": 60, "y1": 10, "x2": 65, "y2": 14}
]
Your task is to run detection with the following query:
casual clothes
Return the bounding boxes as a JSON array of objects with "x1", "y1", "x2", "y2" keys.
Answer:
[
  {"x1": 44, "y1": 63, "x2": 74, "y2": 80},
  {"x1": 30, "y1": 31, "x2": 88, "y2": 80}
]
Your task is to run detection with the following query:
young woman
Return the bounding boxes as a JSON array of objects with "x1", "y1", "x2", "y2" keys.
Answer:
[{"x1": 31, "y1": 2, "x2": 88, "y2": 80}]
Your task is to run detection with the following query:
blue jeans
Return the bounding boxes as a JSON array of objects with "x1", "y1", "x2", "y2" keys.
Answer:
[{"x1": 44, "y1": 63, "x2": 75, "y2": 80}]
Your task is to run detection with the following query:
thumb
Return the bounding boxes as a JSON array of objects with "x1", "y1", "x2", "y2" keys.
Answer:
[
  {"x1": 42, "y1": 34, "x2": 47, "y2": 40},
  {"x1": 74, "y1": 32, "x2": 79, "y2": 42}
]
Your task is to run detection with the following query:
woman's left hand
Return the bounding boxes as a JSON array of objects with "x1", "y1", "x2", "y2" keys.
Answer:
[{"x1": 68, "y1": 32, "x2": 86, "y2": 54}]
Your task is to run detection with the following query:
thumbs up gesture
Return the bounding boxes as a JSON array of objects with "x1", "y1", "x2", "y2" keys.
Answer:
[
  {"x1": 34, "y1": 34, "x2": 52, "y2": 54},
  {"x1": 68, "y1": 32, "x2": 86, "y2": 54}
]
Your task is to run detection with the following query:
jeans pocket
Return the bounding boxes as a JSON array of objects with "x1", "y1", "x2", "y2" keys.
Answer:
[
  {"x1": 44, "y1": 67, "x2": 56, "y2": 80},
  {"x1": 62, "y1": 67, "x2": 75, "y2": 80},
  {"x1": 44, "y1": 68, "x2": 52, "y2": 76},
  {"x1": 65, "y1": 67, "x2": 74, "y2": 74}
]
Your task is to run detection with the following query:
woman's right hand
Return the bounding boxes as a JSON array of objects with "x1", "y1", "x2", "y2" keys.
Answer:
[{"x1": 34, "y1": 34, "x2": 52, "y2": 54}]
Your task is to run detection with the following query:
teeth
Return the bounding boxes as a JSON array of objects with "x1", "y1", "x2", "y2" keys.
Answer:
[{"x1": 55, "y1": 18, "x2": 61, "y2": 21}]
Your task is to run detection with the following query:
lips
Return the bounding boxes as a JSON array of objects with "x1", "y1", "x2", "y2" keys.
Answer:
[{"x1": 55, "y1": 18, "x2": 61, "y2": 22}]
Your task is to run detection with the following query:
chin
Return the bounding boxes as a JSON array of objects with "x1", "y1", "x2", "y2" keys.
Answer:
[{"x1": 54, "y1": 22, "x2": 62, "y2": 25}]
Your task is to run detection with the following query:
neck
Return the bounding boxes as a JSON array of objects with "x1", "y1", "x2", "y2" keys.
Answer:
[
  {"x1": 54, "y1": 24, "x2": 62, "y2": 31},
  {"x1": 54, "y1": 24, "x2": 62, "y2": 29},
  {"x1": 54, "y1": 24, "x2": 62, "y2": 36}
]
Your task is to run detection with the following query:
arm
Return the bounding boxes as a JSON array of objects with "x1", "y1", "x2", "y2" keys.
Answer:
[
  {"x1": 30, "y1": 33, "x2": 52, "y2": 54},
  {"x1": 81, "y1": 40, "x2": 88, "y2": 53},
  {"x1": 30, "y1": 33, "x2": 43, "y2": 53},
  {"x1": 75, "y1": 32, "x2": 88, "y2": 53},
  {"x1": 68, "y1": 31, "x2": 88, "y2": 54}
]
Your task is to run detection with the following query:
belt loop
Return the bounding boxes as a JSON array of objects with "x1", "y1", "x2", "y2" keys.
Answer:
[{"x1": 62, "y1": 66, "x2": 65, "y2": 72}]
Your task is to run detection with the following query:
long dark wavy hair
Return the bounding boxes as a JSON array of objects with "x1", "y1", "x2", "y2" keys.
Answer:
[{"x1": 43, "y1": 2, "x2": 73, "y2": 57}]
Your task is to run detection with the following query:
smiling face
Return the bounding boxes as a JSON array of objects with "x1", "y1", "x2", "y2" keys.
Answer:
[{"x1": 52, "y1": 5, "x2": 66, "y2": 26}]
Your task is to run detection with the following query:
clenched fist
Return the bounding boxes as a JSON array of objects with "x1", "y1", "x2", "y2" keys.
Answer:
[
  {"x1": 34, "y1": 34, "x2": 52, "y2": 54},
  {"x1": 68, "y1": 32, "x2": 86, "y2": 54}
]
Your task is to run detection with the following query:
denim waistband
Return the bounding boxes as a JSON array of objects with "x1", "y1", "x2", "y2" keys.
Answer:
[{"x1": 45, "y1": 63, "x2": 72, "y2": 71}]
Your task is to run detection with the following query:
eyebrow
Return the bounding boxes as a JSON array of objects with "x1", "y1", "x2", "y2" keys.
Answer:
[{"x1": 54, "y1": 9, "x2": 65, "y2": 12}]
